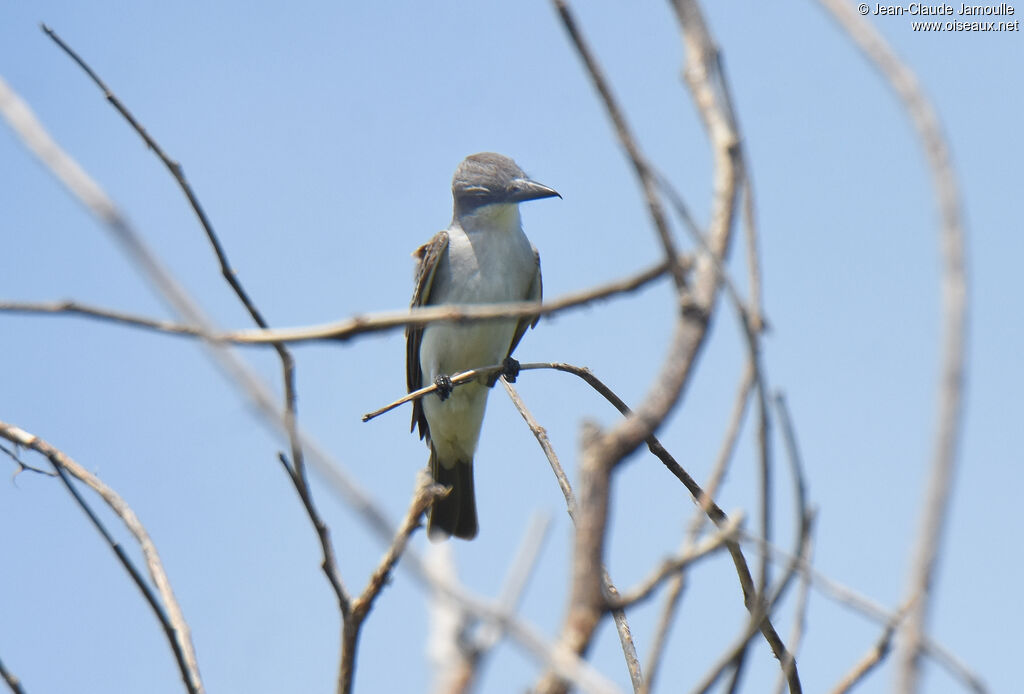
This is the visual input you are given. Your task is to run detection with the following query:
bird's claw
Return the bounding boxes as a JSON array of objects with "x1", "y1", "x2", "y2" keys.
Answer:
[
  {"x1": 487, "y1": 356, "x2": 520, "y2": 388},
  {"x1": 502, "y1": 356, "x2": 521, "y2": 383},
  {"x1": 434, "y1": 374, "x2": 453, "y2": 401}
]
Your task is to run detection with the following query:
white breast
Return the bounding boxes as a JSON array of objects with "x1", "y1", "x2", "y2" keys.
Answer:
[{"x1": 420, "y1": 209, "x2": 537, "y2": 379}]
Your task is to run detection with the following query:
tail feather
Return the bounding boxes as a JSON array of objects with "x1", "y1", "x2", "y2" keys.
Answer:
[{"x1": 427, "y1": 447, "x2": 478, "y2": 540}]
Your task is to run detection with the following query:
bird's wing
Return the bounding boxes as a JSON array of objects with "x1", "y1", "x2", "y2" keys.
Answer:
[
  {"x1": 407, "y1": 230, "x2": 449, "y2": 439},
  {"x1": 506, "y1": 247, "x2": 542, "y2": 360}
]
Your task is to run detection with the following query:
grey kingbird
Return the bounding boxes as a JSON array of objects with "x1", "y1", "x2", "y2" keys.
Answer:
[{"x1": 406, "y1": 152, "x2": 560, "y2": 539}]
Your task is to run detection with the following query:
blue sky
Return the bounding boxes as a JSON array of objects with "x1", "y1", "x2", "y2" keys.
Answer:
[{"x1": 1, "y1": 2, "x2": 1020, "y2": 693}]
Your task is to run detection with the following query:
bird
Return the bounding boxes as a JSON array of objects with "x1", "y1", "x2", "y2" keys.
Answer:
[{"x1": 406, "y1": 152, "x2": 560, "y2": 539}]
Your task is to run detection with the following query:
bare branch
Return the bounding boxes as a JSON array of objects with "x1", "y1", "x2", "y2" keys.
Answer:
[
  {"x1": 218, "y1": 255, "x2": 675, "y2": 344},
  {"x1": 691, "y1": 513, "x2": 814, "y2": 694},
  {"x1": 533, "y1": 4, "x2": 741, "y2": 689},
  {"x1": 772, "y1": 393, "x2": 814, "y2": 694},
  {"x1": 550, "y1": 3, "x2": 685, "y2": 291},
  {"x1": 365, "y1": 362, "x2": 510, "y2": 423},
  {"x1": 486, "y1": 514, "x2": 554, "y2": 648},
  {"x1": 38, "y1": 30, "x2": 343, "y2": 653},
  {"x1": 277, "y1": 453, "x2": 351, "y2": 612},
  {"x1": 814, "y1": 3, "x2": 969, "y2": 691},
  {"x1": 744, "y1": 531, "x2": 987, "y2": 694},
  {"x1": 515, "y1": 361, "x2": 796, "y2": 692},
  {"x1": 423, "y1": 563, "x2": 624, "y2": 694},
  {"x1": 0, "y1": 55, "x2": 395, "y2": 569},
  {"x1": 0, "y1": 421, "x2": 204, "y2": 694},
  {"x1": 500, "y1": 379, "x2": 578, "y2": 521},
  {"x1": 502, "y1": 380, "x2": 642, "y2": 692},
  {"x1": 39, "y1": 24, "x2": 271, "y2": 335},
  {"x1": 434, "y1": 513, "x2": 552, "y2": 694},
  {"x1": 0, "y1": 300, "x2": 206, "y2": 337},
  {"x1": 773, "y1": 525, "x2": 814, "y2": 694},
  {"x1": 605, "y1": 582, "x2": 643, "y2": 694},
  {"x1": 1, "y1": 442, "x2": 57, "y2": 478},
  {"x1": 829, "y1": 613, "x2": 902, "y2": 694},
  {"x1": 1, "y1": 256, "x2": 677, "y2": 347},
  {"x1": 644, "y1": 363, "x2": 754, "y2": 693},
  {"x1": 739, "y1": 176, "x2": 765, "y2": 332},
  {"x1": 0, "y1": 655, "x2": 26, "y2": 694},
  {"x1": 612, "y1": 512, "x2": 744, "y2": 608},
  {"x1": 339, "y1": 472, "x2": 446, "y2": 693}
]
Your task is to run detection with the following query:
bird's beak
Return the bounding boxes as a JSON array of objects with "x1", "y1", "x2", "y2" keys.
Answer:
[{"x1": 508, "y1": 178, "x2": 561, "y2": 203}]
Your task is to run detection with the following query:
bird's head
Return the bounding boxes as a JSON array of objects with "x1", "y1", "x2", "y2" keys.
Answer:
[{"x1": 452, "y1": 153, "x2": 560, "y2": 221}]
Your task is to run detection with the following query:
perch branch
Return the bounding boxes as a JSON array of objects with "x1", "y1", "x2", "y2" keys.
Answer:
[{"x1": 1, "y1": 255, "x2": 677, "y2": 346}]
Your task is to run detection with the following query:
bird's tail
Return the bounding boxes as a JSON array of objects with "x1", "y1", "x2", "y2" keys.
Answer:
[{"x1": 427, "y1": 446, "x2": 478, "y2": 540}]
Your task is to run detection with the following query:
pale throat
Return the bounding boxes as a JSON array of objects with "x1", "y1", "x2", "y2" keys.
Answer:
[{"x1": 457, "y1": 203, "x2": 522, "y2": 234}]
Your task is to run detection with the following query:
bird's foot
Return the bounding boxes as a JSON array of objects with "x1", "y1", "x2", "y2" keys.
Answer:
[
  {"x1": 434, "y1": 374, "x2": 453, "y2": 401},
  {"x1": 489, "y1": 356, "x2": 521, "y2": 387}
]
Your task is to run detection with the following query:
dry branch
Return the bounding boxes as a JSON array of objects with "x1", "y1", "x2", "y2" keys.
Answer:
[
  {"x1": 0, "y1": 256, "x2": 677, "y2": 347},
  {"x1": 536, "y1": 1, "x2": 743, "y2": 689},
  {"x1": 743, "y1": 531, "x2": 987, "y2": 694},
  {"x1": 501, "y1": 380, "x2": 642, "y2": 691},
  {"x1": 829, "y1": 617, "x2": 900, "y2": 694},
  {"x1": 0, "y1": 655, "x2": 26, "y2": 694},
  {"x1": 0, "y1": 421, "x2": 204, "y2": 694},
  {"x1": 643, "y1": 363, "x2": 754, "y2": 693},
  {"x1": 339, "y1": 472, "x2": 446, "y2": 692},
  {"x1": 611, "y1": 512, "x2": 744, "y2": 608},
  {"x1": 815, "y1": 2, "x2": 969, "y2": 691},
  {"x1": 432, "y1": 513, "x2": 552, "y2": 694}
]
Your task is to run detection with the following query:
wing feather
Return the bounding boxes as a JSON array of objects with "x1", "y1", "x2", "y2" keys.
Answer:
[
  {"x1": 406, "y1": 231, "x2": 449, "y2": 439},
  {"x1": 505, "y1": 247, "x2": 542, "y2": 360}
]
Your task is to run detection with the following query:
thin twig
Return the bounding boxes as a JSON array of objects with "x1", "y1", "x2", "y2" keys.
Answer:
[
  {"x1": 691, "y1": 513, "x2": 814, "y2": 694},
  {"x1": 0, "y1": 421, "x2": 204, "y2": 694},
  {"x1": 551, "y1": 3, "x2": 685, "y2": 291},
  {"x1": 771, "y1": 392, "x2": 815, "y2": 694},
  {"x1": 829, "y1": 610, "x2": 903, "y2": 694},
  {"x1": 500, "y1": 380, "x2": 578, "y2": 520},
  {"x1": 739, "y1": 176, "x2": 765, "y2": 332},
  {"x1": 611, "y1": 512, "x2": 744, "y2": 608},
  {"x1": 518, "y1": 362, "x2": 795, "y2": 693},
  {"x1": 502, "y1": 380, "x2": 642, "y2": 692},
  {"x1": 365, "y1": 362, "x2": 510, "y2": 423},
  {"x1": 773, "y1": 521, "x2": 814, "y2": 694},
  {"x1": 1, "y1": 442, "x2": 57, "y2": 478},
  {"x1": 643, "y1": 363, "x2": 754, "y2": 694},
  {"x1": 658, "y1": 173, "x2": 774, "y2": 602},
  {"x1": 0, "y1": 655, "x2": 26, "y2": 694},
  {"x1": 278, "y1": 454, "x2": 351, "y2": 610},
  {"x1": 40, "y1": 24, "x2": 270, "y2": 333},
  {"x1": 814, "y1": 4, "x2": 968, "y2": 691}
]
